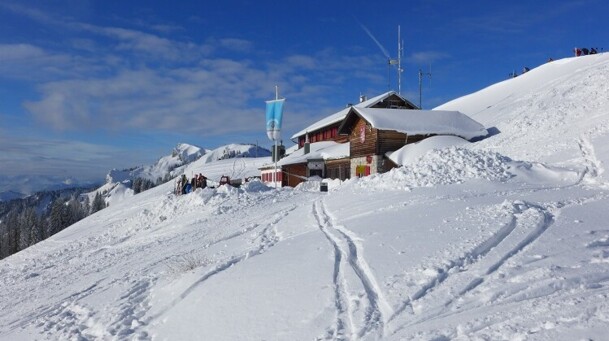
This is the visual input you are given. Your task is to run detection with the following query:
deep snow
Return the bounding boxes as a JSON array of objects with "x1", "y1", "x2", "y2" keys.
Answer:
[{"x1": 1, "y1": 54, "x2": 609, "y2": 340}]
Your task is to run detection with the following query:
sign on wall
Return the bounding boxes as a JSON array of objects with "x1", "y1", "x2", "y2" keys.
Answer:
[{"x1": 308, "y1": 161, "x2": 324, "y2": 170}]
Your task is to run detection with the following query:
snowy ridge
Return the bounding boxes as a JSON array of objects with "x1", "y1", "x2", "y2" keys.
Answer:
[
  {"x1": 438, "y1": 53, "x2": 609, "y2": 165},
  {"x1": 105, "y1": 143, "x2": 205, "y2": 185}
]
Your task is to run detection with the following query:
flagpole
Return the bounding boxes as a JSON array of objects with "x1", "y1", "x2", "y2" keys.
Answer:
[{"x1": 274, "y1": 86, "x2": 279, "y2": 189}]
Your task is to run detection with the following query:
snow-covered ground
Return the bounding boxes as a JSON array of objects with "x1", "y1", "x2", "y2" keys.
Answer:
[{"x1": 1, "y1": 53, "x2": 609, "y2": 340}]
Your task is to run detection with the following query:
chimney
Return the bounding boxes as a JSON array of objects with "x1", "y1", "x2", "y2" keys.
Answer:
[
  {"x1": 359, "y1": 94, "x2": 367, "y2": 103},
  {"x1": 304, "y1": 132, "x2": 310, "y2": 154}
]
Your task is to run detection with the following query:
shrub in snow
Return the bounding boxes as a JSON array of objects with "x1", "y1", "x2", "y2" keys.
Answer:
[{"x1": 165, "y1": 254, "x2": 210, "y2": 274}]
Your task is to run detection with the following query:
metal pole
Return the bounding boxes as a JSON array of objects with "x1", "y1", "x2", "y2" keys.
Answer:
[
  {"x1": 397, "y1": 25, "x2": 402, "y2": 95},
  {"x1": 274, "y1": 86, "x2": 279, "y2": 188},
  {"x1": 418, "y1": 69, "x2": 422, "y2": 109}
]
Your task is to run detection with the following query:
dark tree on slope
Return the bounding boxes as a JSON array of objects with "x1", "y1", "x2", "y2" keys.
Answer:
[
  {"x1": 18, "y1": 207, "x2": 39, "y2": 250},
  {"x1": 25, "y1": 207, "x2": 44, "y2": 246},
  {"x1": 0, "y1": 187, "x2": 95, "y2": 260},
  {"x1": 68, "y1": 198, "x2": 87, "y2": 223},
  {"x1": 90, "y1": 192, "x2": 106, "y2": 214},
  {"x1": 133, "y1": 177, "x2": 156, "y2": 194},
  {"x1": 0, "y1": 221, "x2": 6, "y2": 259},
  {"x1": 47, "y1": 199, "x2": 67, "y2": 237},
  {"x1": 46, "y1": 196, "x2": 88, "y2": 237},
  {"x1": 4, "y1": 210, "x2": 20, "y2": 256}
]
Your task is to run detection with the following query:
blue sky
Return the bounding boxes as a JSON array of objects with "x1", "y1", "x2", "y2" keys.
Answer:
[{"x1": 0, "y1": 0, "x2": 606, "y2": 187}]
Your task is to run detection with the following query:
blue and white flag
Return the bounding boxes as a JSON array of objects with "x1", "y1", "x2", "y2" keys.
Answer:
[{"x1": 265, "y1": 99, "x2": 285, "y2": 141}]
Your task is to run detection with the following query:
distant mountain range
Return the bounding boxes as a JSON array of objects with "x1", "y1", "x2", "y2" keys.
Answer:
[
  {"x1": 0, "y1": 190, "x2": 27, "y2": 202},
  {"x1": 0, "y1": 143, "x2": 271, "y2": 203},
  {"x1": 0, "y1": 176, "x2": 99, "y2": 202}
]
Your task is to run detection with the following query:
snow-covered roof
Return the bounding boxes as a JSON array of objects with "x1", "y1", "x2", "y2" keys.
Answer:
[
  {"x1": 290, "y1": 91, "x2": 410, "y2": 141},
  {"x1": 266, "y1": 141, "x2": 350, "y2": 167},
  {"x1": 345, "y1": 107, "x2": 488, "y2": 141}
]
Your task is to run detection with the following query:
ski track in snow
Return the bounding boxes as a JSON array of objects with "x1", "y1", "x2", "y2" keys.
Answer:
[
  {"x1": 313, "y1": 200, "x2": 391, "y2": 340},
  {"x1": 445, "y1": 202, "x2": 555, "y2": 305},
  {"x1": 149, "y1": 203, "x2": 297, "y2": 322},
  {"x1": 387, "y1": 193, "x2": 609, "y2": 335},
  {"x1": 385, "y1": 199, "x2": 557, "y2": 335},
  {"x1": 0, "y1": 188, "x2": 300, "y2": 340}
]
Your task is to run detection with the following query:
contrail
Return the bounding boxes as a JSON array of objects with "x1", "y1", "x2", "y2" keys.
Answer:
[{"x1": 358, "y1": 22, "x2": 391, "y2": 59}]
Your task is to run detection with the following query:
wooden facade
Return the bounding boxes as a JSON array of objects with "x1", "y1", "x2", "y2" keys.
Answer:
[
  {"x1": 340, "y1": 111, "x2": 439, "y2": 177},
  {"x1": 281, "y1": 163, "x2": 307, "y2": 187},
  {"x1": 295, "y1": 93, "x2": 418, "y2": 148}
]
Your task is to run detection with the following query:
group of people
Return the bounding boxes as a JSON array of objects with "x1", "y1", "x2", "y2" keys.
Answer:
[
  {"x1": 574, "y1": 47, "x2": 600, "y2": 56},
  {"x1": 175, "y1": 173, "x2": 208, "y2": 195}
]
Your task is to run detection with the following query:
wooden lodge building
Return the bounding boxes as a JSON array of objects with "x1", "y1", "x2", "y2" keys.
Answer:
[{"x1": 260, "y1": 91, "x2": 487, "y2": 187}]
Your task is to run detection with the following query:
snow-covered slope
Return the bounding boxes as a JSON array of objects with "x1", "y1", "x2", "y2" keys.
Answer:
[
  {"x1": 437, "y1": 53, "x2": 609, "y2": 167},
  {"x1": 1, "y1": 54, "x2": 609, "y2": 340}
]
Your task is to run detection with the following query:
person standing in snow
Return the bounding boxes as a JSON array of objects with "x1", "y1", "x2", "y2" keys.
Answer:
[
  {"x1": 574, "y1": 47, "x2": 582, "y2": 56},
  {"x1": 181, "y1": 174, "x2": 188, "y2": 194},
  {"x1": 200, "y1": 174, "x2": 207, "y2": 189}
]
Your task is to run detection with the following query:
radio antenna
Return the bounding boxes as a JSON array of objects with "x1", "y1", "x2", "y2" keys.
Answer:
[{"x1": 418, "y1": 64, "x2": 432, "y2": 109}]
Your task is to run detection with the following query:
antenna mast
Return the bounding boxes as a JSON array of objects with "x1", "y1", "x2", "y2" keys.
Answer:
[
  {"x1": 388, "y1": 26, "x2": 404, "y2": 95},
  {"x1": 418, "y1": 65, "x2": 432, "y2": 109},
  {"x1": 359, "y1": 22, "x2": 404, "y2": 94},
  {"x1": 397, "y1": 25, "x2": 403, "y2": 95}
]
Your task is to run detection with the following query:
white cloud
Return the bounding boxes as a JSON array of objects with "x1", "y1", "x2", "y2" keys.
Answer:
[
  {"x1": 0, "y1": 135, "x2": 145, "y2": 180},
  {"x1": 0, "y1": 44, "x2": 45, "y2": 60},
  {"x1": 20, "y1": 40, "x2": 384, "y2": 137},
  {"x1": 219, "y1": 38, "x2": 253, "y2": 52},
  {"x1": 408, "y1": 51, "x2": 450, "y2": 64},
  {"x1": 0, "y1": 44, "x2": 74, "y2": 80},
  {"x1": 75, "y1": 23, "x2": 211, "y2": 61},
  {"x1": 2, "y1": 5, "x2": 389, "y2": 152}
]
